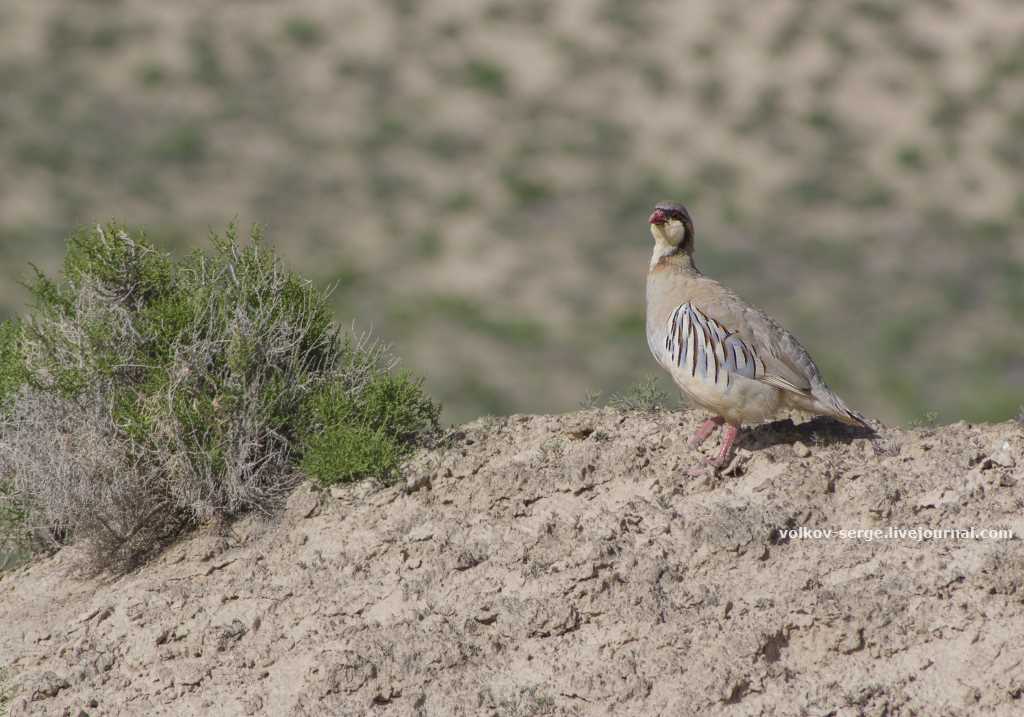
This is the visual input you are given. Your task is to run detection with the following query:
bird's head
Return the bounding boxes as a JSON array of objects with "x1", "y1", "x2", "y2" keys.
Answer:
[{"x1": 648, "y1": 201, "x2": 694, "y2": 251}]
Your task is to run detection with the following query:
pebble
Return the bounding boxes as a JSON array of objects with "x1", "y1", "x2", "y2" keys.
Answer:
[
  {"x1": 793, "y1": 441, "x2": 811, "y2": 458},
  {"x1": 991, "y1": 441, "x2": 1015, "y2": 468}
]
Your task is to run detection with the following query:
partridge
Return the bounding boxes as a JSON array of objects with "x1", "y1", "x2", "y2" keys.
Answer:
[{"x1": 645, "y1": 201, "x2": 870, "y2": 468}]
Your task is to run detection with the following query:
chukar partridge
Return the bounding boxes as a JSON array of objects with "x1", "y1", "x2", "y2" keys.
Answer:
[{"x1": 645, "y1": 201, "x2": 870, "y2": 467}]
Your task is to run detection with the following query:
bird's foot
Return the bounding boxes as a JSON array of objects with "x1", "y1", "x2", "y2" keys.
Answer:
[
  {"x1": 699, "y1": 423, "x2": 741, "y2": 473},
  {"x1": 689, "y1": 451, "x2": 748, "y2": 480},
  {"x1": 688, "y1": 416, "x2": 725, "y2": 448},
  {"x1": 718, "y1": 449, "x2": 751, "y2": 477}
]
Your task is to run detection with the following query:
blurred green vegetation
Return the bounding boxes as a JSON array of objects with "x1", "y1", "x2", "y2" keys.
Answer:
[{"x1": 0, "y1": 0, "x2": 1022, "y2": 426}]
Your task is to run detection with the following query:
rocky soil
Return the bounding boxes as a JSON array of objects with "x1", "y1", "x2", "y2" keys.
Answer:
[{"x1": 2, "y1": 409, "x2": 1023, "y2": 716}]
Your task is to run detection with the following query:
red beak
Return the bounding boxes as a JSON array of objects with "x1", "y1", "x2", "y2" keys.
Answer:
[{"x1": 649, "y1": 209, "x2": 667, "y2": 225}]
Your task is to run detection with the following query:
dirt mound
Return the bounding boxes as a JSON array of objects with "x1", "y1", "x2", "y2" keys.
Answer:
[{"x1": 2, "y1": 410, "x2": 1023, "y2": 715}]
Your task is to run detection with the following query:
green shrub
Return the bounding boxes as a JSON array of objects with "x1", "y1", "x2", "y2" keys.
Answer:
[
  {"x1": 301, "y1": 424, "x2": 405, "y2": 486},
  {"x1": 1, "y1": 320, "x2": 32, "y2": 569},
  {"x1": 0, "y1": 320, "x2": 26, "y2": 413},
  {"x1": 0, "y1": 224, "x2": 439, "y2": 568},
  {"x1": 300, "y1": 371, "x2": 440, "y2": 485}
]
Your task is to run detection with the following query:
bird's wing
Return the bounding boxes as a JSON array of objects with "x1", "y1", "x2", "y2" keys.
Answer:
[{"x1": 664, "y1": 291, "x2": 815, "y2": 398}]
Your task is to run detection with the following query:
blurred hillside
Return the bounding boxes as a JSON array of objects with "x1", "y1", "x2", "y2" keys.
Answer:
[{"x1": 1, "y1": 0, "x2": 1022, "y2": 425}]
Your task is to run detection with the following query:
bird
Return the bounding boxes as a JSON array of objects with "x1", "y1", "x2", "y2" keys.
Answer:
[{"x1": 645, "y1": 201, "x2": 871, "y2": 469}]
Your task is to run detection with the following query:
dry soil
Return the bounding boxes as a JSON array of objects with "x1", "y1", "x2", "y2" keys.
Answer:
[{"x1": 2, "y1": 409, "x2": 1023, "y2": 715}]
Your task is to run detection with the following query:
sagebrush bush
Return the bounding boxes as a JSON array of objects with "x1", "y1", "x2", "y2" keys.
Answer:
[{"x1": 0, "y1": 224, "x2": 439, "y2": 568}]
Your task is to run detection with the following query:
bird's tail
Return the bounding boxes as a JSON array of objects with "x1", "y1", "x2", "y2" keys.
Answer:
[{"x1": 813, "y1": 389, "x2": 873, "y2": 431}]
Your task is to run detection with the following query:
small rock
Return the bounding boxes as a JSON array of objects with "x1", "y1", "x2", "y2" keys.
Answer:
[
  {"x1": 96, "y1": 651, "x2": 116, "y2": 673},
  {"x1": 407, "y1": 526, "x2": 434, "y2": 543},
  {"x1": 906, "y1": 444, "x2": 928, "y2": 461},
  {"x1": 178, "y1": 662, "x2": 209, "y2": 687},
  {"x1": 475, "y1": 610, "x2": 498, "y2": 625},
  {"x1": 963, "y1": 686, "x2": 981, "y2": 705},
  {"x1": 527, "y1": 602, "x2": 580, "y2": 637},
  {"x1": 916, "y1": 489, "x2": 954, "y2": 509},
  {"x1": 212, "y1": 619, "x2": 247, "y2": 652},
  {"x1": 286, "y1": 485, "x2": 323, "y2": 519},
  {"x1": 242, "y1": 695, "x2": 264, "y2": 715},
  {"x1": 991, "y1": 442, "x2": 1016, "y2": 468},
  {"x1": 793, "y1": 442, "x2": 811, "y2": 459},
  {"x1": 837, "y1": 627, "x2": 865, "y2": 654},
  {"x1": 405, "y1": 472, "x2": 432, "y2": 493},
  {"x1": 30, "y1": 671, "x2": 70, "y2": 700},
  {"x1": 316, "y1": 651, "x2": 377, "y2": 697}
]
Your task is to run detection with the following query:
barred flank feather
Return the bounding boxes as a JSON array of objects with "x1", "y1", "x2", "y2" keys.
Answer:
[{"x1": 664, "y1": 303, "x2": 766, "y2": 389}]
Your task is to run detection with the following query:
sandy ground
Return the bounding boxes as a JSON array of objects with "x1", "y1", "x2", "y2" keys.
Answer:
[{"x1": 1, "y1": 409, "x2": 1023, "y2": 715}]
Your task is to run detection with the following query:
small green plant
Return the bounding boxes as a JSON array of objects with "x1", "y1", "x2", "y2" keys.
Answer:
[
  {"x1": 414, "y1": 230, "x2": 442, "y2": 259},
  {"x1": 283, "y1": 17, "x2": 324, "y2": 48},
  {"x1": 896, "y1": 145, "x2": 926, "y2": 172},
  {"x1": 153, "y1": 125, "x2": 207, "y2": 164},
  {"x1": 137, "y1": 61, "x2": 168, "y2": 87},
  {"x1": 463, "y1": 58, "x2": 507, "y2": 96},
  {"x1": 0, "y1": 225, "x2": 439, "y2": 568},
  {"x1": 909, "y1": 410, "x2": 939, "y2": 429},
  {"x1": 188, "y1": 23, "x2": 224, "y2": 86},
  {"x1": 539, "y1": 437, "x2": 564, "y2": 460},
  {"x1": 579, "y1": 389, "x2": 603, "y2": 409},
  {"x1": 501, "y1": 167, "x2": 552, "y2": 207},
  {"x1": 609, "y1": 376, "x2": 671, "y2": 412}
]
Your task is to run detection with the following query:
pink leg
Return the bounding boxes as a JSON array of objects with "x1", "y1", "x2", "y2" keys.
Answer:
[
  {"x1": 710, "y1": 423, "x2": 741, "y2": 467},
  {"x1": 689, "y1": 416, "x2": 725, "y2": 448}
]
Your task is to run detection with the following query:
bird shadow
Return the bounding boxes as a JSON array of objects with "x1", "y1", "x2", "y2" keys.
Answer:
[{"x1": 740, "y1": 416, "x2": 877, "y2": 453}]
